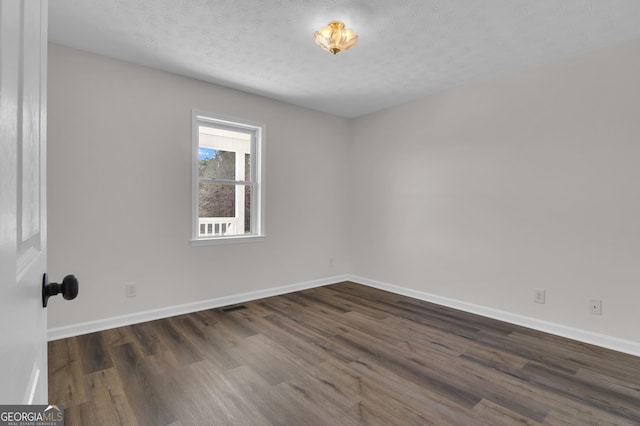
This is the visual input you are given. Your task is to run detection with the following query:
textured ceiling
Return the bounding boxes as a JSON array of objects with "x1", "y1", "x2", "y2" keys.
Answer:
[{"x1": 49, "y1": 0, "x2": 640, "y2": 118}]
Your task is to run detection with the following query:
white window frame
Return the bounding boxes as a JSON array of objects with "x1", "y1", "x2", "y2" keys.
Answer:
[{"x1": 190, "y1": 110, "x2": 266, "y2": 246}]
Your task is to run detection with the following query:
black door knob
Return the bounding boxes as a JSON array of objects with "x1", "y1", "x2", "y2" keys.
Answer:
[{"x1": 42, "y1": 274, "x2": 79, "y2": 307}]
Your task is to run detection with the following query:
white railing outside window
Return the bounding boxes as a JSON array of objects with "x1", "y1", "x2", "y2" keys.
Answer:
[{"x1": 198, "y1": 217, "x2": 239, "y2": 237}]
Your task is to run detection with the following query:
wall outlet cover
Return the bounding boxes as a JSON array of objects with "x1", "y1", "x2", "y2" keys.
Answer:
[
  {"x1": 589, "y1": 299, "x2": 602, "y2": 315},
  {"x1": 125, "y1": 283, "x2": 137, "y2": 298}
]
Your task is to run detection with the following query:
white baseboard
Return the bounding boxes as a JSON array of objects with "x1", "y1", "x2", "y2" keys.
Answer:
[
  {"x1": 347, "y1": 274, "x2": 640, "y2": 357},
  {"x1": 47, "y1": 274, "x2": 350, "y2": 341},
  {"x1": 48, "y1": 273, "x2": 640, "y2": 358}
]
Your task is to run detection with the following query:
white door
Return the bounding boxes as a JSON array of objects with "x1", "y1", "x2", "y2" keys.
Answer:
[{"x1": 0, "y1": 0, "x2": 49, "y2": 404}]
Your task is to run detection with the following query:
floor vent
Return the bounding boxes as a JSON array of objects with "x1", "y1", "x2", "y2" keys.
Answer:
[{"x1": 220, "y1": 305, "x2": 247, "y2": 313}]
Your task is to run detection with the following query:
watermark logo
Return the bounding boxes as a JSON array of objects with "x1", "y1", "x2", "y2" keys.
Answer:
[{"x1": 0, "y1": 405, "x2": 64, "y2": 426}]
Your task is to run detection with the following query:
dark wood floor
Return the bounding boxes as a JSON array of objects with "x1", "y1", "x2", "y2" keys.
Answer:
[{"x1": 49, "y1": 282, "x2": 640, "y2": 425}]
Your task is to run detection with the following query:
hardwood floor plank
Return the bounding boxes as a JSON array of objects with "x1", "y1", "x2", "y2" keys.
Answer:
[
  {"x1": 111, "y1": 343, "x2": 177, "y2": 425},
  {"x1": 521, "y1": 362, "x2": 640, "y2": 424},
  {"x1": 178, "y1": 360, "x2": 273, "y2": 425},
  {"x1": 262, "y1": 312, "x2": 362, "y2": 364},
  {"x1": 575, "y1": 368, "x2": 640, "y2": 399},
  {"x1": 126, "y1": 321, "x2": 167, "y2": 356},
  {"x1": 381, "y1": 314, "x2": 473, "y2": 356},
  {"x1": 230, "y1": 333, "x2": 306, "y2": 386},
  {"x1": 346, "y1": 357, "x2": 481, "y2": 425},
  {"x1": 543, "y1": 406, "x2": 636, "y2": 426},
  {"x1": 308, "y1": 286, "x2": 390, "y2": 321},
  {"x1": 77, "y1": 331, "x2": 114, "y2": 374},
  {"x1": 347, "y1": 397, "x2": 437, "y2": 426},
  {"x1": 332, "y1": 332, "x2": 483, "y2": 409},
  {"x1": 49, "y1": 282, "x2": 640, "y2": 425},
  {"x1": 472, "y1": 399, "x2": 538, "y2": 426},
  {"x1": 224, "y1": 365, "x2": 327, "y2": 425},
  {"x1": 274, "y1": 381, "x2": 362, "y2": 426},
  {"x1": 48, "y1": 338, "x2": 88, "y2": 405},
  {"x1": 84, "y1": 369, "x2": 139, "y2": 426},
  {"x1": 149, "y1": 318, "x2": 204, "y2": 366},
  {"x1": 63, "y1": 402, "x2": 97, "y2": 426},
  {"x1": 170, "y1": 313, "x2": 242, "y2": 371}
]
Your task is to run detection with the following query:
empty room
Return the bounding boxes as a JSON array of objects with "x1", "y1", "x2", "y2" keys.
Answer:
[{"x1": 2, "y1": 1, "x2": 640, "y2": 425}]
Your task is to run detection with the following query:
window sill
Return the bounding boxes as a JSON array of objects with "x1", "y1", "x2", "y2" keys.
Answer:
[{"x1": 190, "y1": 235, "x2": 266, "y2": 247}]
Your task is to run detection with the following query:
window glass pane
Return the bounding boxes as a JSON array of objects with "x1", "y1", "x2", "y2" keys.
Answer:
[
  {"x1": 244, "y1": 185, "x2": 251, "y2": 234},
  {"x1": 245, "y1": 153, "x2": 251, "y2": 181},
  {"x1": 198, "y1": 183, "x2": 251, "y2": 236},
  {"x1": 199, "y1": 183, "x2": 235, "y2": 218},
  {"x1": 198, "y1": 149, "x2": 236, "y2": 179}
]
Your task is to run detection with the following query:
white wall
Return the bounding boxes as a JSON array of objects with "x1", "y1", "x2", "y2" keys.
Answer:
[
  {"x1": 47, "y1": 44, "x2": 350, "y2": 329},
  {"x1": 49, "y1": 39, "x2": 640, "y2": 351},
  {"x1": 349, "y1": 39, "x2": 640, "y2": 344}
]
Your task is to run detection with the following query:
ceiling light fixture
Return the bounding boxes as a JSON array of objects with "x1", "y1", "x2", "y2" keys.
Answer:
[{"x1": 314, "y1": 21, "x2": 358, "y2": 55}]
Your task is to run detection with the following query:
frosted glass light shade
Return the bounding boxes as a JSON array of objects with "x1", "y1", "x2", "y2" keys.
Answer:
[{"x1": 314, "y1": 21, "x2": 358, "y2": 55}]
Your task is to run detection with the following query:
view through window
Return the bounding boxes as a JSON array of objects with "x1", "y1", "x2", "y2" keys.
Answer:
[{"x1": 192, "y1": 112, "x2": 264, "y2": 243}]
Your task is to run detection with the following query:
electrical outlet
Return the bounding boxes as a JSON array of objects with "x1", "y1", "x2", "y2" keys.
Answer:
[
  {"x1": 329, "y1": 257, "x2": 335, "y2": 268},
  {"x1": 534, "y1": 288, "x2": 545, "y2": 304},
  {"x1": 125, "y1": 283, "x2": 137, "y2": 298},
  {"x1": 589, "y1": 299, "x2": 602, "y2": 315}
]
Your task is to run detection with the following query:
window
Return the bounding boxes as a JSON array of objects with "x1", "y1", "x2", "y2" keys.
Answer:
[{"x1": 191, "y1": 111, "x2": 265, "y2": 245}]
